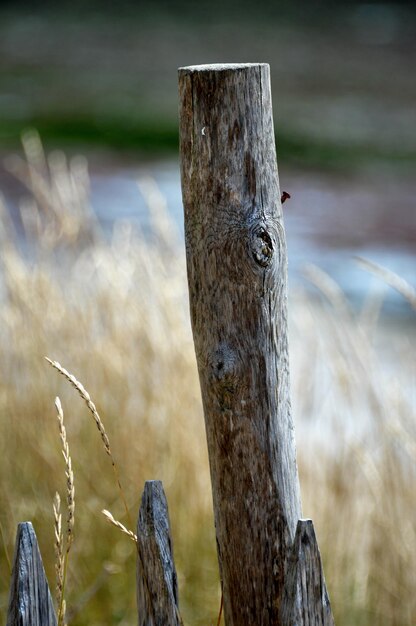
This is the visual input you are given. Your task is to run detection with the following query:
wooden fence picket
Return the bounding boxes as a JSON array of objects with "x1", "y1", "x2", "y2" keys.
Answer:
[
  {"x1": 136, "y1": 480, "x2": 182, "y2": 626},
  {"x1": 281, "y1": 519, "x2": 335, "y2": 625},
  {"x1": 7, "y1": 522, "x2": 57, "y2": 626}
]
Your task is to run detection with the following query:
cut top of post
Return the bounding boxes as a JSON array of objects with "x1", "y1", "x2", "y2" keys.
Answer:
[{"x1": 179, "y1": 62, "x2": 269, "y2": 74}]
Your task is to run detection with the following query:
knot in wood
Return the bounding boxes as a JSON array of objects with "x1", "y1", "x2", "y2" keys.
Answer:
[
  {"x1": 251, "y1": 226, "x2": 274, "y2": 268},
  {"x1": 210, "y1": 344, "x2": 237, "y2": 381},
  {"x1": 209, "y1": 344, "x2": 238, "y2": 411}
]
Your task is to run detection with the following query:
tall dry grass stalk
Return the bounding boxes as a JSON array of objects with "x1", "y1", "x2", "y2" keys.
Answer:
[
  {"x1": 55, "y1": 398, "x2": 75, "y2": 551},
  {"x1": 55, "y1": 397, "x2": 75, "y2": 626},
  {"x1": 53, "y1": 493, "x2": 64, "y2": 619},
  {"x1": 47, "y1": 358, "x2": 134, "y2": 533},
  {"x1": 49, "y1": 360, "x2": 111, "y2": 457},
  {"x1": 0, "y1": 135, "x2": 414, "y2": 625}
]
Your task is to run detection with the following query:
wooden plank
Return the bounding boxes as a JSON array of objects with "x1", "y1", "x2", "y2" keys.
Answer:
[
  {"x1": 7, "y1": 522, "x2": 57, "y2": 626},
  {"x1": 281, "y1": 519, "x2": 335, "y2": 626},
  {"x1": 136, "y1": 480, "x2": 182, "y2": 626},
  {"x1": 178, "y1": 63, "x2": 302, "y2": 625}
]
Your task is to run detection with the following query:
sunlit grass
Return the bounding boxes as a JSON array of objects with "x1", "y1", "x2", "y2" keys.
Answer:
[{"x1": 0, "y1": 133, "x2": 414, "y2": 625}]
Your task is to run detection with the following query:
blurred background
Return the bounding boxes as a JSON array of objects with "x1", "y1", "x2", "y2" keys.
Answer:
[
  {"x1": 1, "y1": 0, "x2": 415, "y2": 302},
  {"x1": 0, "y1": 1, "x2": 415, "y2": 625}
]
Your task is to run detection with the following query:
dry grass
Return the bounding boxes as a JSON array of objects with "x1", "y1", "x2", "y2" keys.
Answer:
[
  {"x1": 49, "y1": 362, "x2": 112, "y2": 459},
  {"x1": 54, "y1": 396, "x2": 75, "y2": 626},
  {"x1": 46, "y1": 358, "x2": 133, "y2": 534},
  {"x1": 101, "y1": 510, "x2": 137, "y2": 545},
  {"x1": 0, "y1": 133, "x2": 414, "y2": 626},
  {"x1": 53, "y1": 492, "x2": 64, "y2": 621},
  {"x1": 55, "y1": 397, "x2": 75, "y2": 553}
]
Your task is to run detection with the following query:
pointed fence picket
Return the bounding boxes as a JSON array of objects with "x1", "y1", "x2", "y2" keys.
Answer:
[
  {"x1": 7, "y1": 522, "x2": 57, "y2": 626},
  {"x1": 136, "y1": 481, "x2": 182, "y2": 626}
]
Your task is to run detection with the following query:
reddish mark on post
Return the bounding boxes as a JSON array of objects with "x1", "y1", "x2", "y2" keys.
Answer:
[{"x1": 281, "y1": 191, "x2": 291, "y2": 204}]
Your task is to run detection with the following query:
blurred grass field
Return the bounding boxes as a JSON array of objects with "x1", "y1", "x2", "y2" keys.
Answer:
[{"x1": 0, "y1": 135, "x2": 415, "y2": 626}]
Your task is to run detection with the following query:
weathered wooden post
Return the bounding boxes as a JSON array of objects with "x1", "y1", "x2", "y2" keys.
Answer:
[
  {"x1": 136, "y1": 480, "x2": 183, "y2": 626},
  {"x1": 7, "y1": 522, "x2": 57, "y2": 626},
  {"x1": 179, "y1": 63, "x2": 303, "y2": 624},
  {"x1": 281, "y1": 519, "x2": 334, "y2": 625}
]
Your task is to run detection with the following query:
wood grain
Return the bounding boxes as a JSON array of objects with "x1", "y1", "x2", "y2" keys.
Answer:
[
  {"x1": 179, "y1": 62, "x2": 302, "y2": 625},
  {"x1": 136, "y1": 481, "x2": 182, "y2": 626},
  {"x1": 7, "y1": 522, "x2": 57, "y2": 626}
]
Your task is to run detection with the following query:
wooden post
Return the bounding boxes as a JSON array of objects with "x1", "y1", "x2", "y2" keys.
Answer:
[
  {"x1": 281, "y1": 520, "x2": 335, "y2": 626},
  {"x1": 136, "y1": 480, "x2": 182, "y2": 626},
  {"x1": 7, "y1": 522, "x2": 57, "y2": 626},
  {"x1": 179, "y1": 63, "x2": 302, "y2": 624}
]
